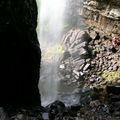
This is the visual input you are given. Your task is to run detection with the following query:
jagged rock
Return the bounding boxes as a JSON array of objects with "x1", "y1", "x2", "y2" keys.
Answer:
[
  {"x1": 91, "y1": 61, "x2": 96, "y2": 65},
  {"x1": 81, "y1": 31, "x2": 92, "y2": 43},
  {"x1": 0, "y1": 108, "x2": 8, "y2": 120},
  {"x1": 61, "y1": 29, "x2": 92, "y2": 85},
  {"x1": 87, "y1": 1, "x2": 98, "y2": 8},
  {"x1": 86, "y1": 58, "x2": 90, "y2": 62},
  {"x1": 73, "y1": 59, "x2": 85, "y2": 71},
  {"x1": 79, "y1": 72, "x2": 84, "y2": 76},
  {"x1": 69, "y1": 30, "x2": 80, "y2": 45},
  {"x1": 89, "y1": 31, "x2": 100, "y2": 40},
  {"x1": 79, "y1": 64, "x2": 85, "y2": 71},
  {"x1": 109, "y1": 8, "x2": 120, "y2": 19},
  {"x1": 83, "y1": 63, "x2": 90, "y2": 71},
  {"x1": 108, "y1": 66, "x2": 113, "y2": 71},
  {"x1": 71, "y1": 50, "x2": 80, "y2": 59},
  {"x1": 46, "y1": 100, "x2": 66, "y2": 120},
  {"x1": 73, "y1": 70, "x2": 80, "y2": 77},
  {"x1": 69, "y1": 41, "x2": 79, "y2": 49},
  {"x1": 75, "y1": 41, "x2": 87, "y2": 49},
  {"x1": 4, "y1": 106, "x2": 45, "y2": 120},
  {"x1": 79, "y1": 48, "x2": 88, "y2": 58},
  {"x1": 90, "y1": 79, "x2": 95, "y2": 83},
  {"x1": 89, "y1": 100, "x2": 100, "y2": 108},
  {"x1": 65, "y1": 75, "x2": 71, "y2": 79},
  {"x1": 59, "y1": 64, "x2": 65, "y2": 69},
  {"x1": 62, "y1": 30, "x2": 73, "y2": 46},
  {"x1": 62, "y1": 51, "x2": 71, "y2": 60},
  {"x1": 113, "y1": 65, "x2": 118, "y2": 71}
]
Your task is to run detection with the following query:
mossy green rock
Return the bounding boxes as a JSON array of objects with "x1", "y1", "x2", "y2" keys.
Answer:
[{"x1": 102, "y1": 71, "x2": 120, "y2": 82}]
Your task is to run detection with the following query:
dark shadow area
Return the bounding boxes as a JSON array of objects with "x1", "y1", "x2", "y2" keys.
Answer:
[{"x1": 0, "y1": 0, "x2": 41, "y2": 107}]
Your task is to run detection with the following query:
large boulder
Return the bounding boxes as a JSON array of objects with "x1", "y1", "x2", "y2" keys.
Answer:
[
  {"x1": 0, "y1": 0, "x2": 41, "y2": 107},
  {"x1": 109, "y1": 8, "x2": 120, "y2": 19},
  {"x1": 46, "y1": 100, "x2": 66, "y2": 120}
]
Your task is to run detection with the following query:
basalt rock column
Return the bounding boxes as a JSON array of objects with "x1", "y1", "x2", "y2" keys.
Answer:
[{"x1": 0, "y1": 0, "x2": 41, "y2": 107}]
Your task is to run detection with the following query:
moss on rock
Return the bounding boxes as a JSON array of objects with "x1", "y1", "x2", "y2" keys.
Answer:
[{"x1": 102, "y1": 71, "x2": 120, "y2": 82}]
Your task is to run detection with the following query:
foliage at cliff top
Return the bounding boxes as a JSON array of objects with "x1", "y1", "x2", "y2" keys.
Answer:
[
  {"x1": 102, "y1": 71, "x2": 120, "y2": 82},
  {"x1": 111, "y1": 0, "x2": 120, "y2": 6},
  {"x1": 96, "y1": 0, "x2": 120, "y2": 6}
]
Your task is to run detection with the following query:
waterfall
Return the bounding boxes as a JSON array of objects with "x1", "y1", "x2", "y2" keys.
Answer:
[{"x1": 36, "y1": 0, "x2": 66, "y2": 106}]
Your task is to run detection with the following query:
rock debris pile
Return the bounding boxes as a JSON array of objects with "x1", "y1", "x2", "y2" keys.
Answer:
[{"x1": 58, "y1": 28, "x2": 120, "y2": 120}]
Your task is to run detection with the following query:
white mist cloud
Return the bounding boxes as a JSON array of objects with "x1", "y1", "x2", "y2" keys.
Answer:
[{"x1": 36, "y1": 0, "x2": 66, "y2": 106}]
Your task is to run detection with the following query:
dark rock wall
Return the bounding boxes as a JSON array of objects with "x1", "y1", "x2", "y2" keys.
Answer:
[{"x1": 0, "y1": 0, "x2": 41, "y2": 107}]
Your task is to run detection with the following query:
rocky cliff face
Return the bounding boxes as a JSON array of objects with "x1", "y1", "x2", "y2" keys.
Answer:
[
  {"x1": 0, "y1": 0, "x2": 41, "y2": 107},
  {"x1": 58, "y1": 1, "x2": 120, "y2": 119},
  {"x1": 60, "y1": 21, "x2": 120, "y2": 120},
  {"x1": 80, "y1": 0, "x2": 120, "y2": 36}
]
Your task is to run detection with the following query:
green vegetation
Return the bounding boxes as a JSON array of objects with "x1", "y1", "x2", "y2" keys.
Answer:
[
  {"x1": 102, "y1": 71, "x2": 120, "y2": 82},
  {"x1": 111, "y1": 0, "x2": 120, "y2": 6},
  {"x1": 42, "y1": 45, "x2": 64, "y2": 62}
]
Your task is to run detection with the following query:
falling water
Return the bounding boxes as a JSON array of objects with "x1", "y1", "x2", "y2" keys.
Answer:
[{"x1": 36, "y1": 0, "x2": 66, "y2": 106}]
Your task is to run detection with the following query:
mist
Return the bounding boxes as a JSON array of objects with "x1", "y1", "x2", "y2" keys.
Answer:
[{"x1": 36, "y1": 0, "x2": 66, "y2": 106}]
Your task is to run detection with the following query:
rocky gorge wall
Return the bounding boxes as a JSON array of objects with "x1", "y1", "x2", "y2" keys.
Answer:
[
  {"x1": 59, "y1": 20, "x2": 120, "y2": 120},
  {"x1": 0, "y1": 0, "x2": 119, "y2": 119},
  {"x1": 57, "y1": 0, "x2": 120, "y2": 119},
  {"x1": 80, "y1": 0, "x2": 120, "y2": 37},
  {"x1": 0, "y1": 0, "x2": 41, "y2": 107}
]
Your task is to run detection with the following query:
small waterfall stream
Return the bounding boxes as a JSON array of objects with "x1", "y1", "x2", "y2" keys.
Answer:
[{"x1": 36, "y1": 0, "x2": 66, "y2": 106}]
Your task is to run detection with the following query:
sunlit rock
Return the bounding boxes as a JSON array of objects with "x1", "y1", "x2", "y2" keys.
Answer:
[
  {"x1": 86, "y1": 1, "x2": 99, "y2": 8},
  {"x1": 73, "y1": 70, "x2": 80, "y2": 77},
  {"x1": 109, "y1": 8, "x2": 120, "y2": 19},
  {"x1": 83, "y1": 63, "x2": 90, "y2": 71},
  {"x1": 59, "y1": 64, "x2": 65, "y2": 69}
]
